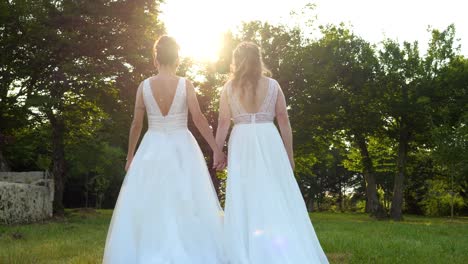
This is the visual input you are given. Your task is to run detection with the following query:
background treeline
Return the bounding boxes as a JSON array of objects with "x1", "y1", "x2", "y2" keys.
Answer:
[{"x1": 1, "y1": 1, "x2": 466, "y2": 220}]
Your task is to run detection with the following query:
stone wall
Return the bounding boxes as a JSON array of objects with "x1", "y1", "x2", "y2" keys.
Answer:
[{"x1": 0, "y1": 171, "x2": 54, "y2": 224}]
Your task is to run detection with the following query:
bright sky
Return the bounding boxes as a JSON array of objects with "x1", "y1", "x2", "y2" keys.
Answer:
[{"x1": 160, "y1": 0, "x2": 468, "y2": 61}]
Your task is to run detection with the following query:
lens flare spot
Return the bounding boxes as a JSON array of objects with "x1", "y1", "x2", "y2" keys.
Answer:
[
  {"x1": 273, "y1": 237, "x2": 287, "y2": 249},
  {"x1": 253, "y1": 229, "x2": 265, "y2": 236}
]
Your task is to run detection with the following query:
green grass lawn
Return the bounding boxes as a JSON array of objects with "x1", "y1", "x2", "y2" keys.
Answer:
[{"x1": 1, "y1": 209, "x2": 467, "y2": 264}]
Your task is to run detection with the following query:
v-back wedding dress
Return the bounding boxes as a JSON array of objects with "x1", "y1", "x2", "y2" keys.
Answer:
[
  {"x1": 103, "y1": 77, "x2": 225, "y2": 264},
  {"x1": 224, "y1": 78, "x2": 329, "y2": 264}
]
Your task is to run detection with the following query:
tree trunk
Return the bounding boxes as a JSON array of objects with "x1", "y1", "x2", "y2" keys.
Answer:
[
  {"x1": 450, "y1": 192, "x2": 454, "y2": 218},
  {"x1": 450, "y1": 167, "x2": 454, "y2": 219},
  {"x1": 85, "y1": 172, "x2": 89, "y2": 208},
  {"x1": 341, "y1": 185, "x2": 345, "y2": 212},
  {"x1": 50, "y1": 113, "x2": 66, "y2": 216},
  {"x1": 338, "y1": 180, "x2": 344, "y2": 212},
  {"x1": 0, "y1": 149, "x2": 10, "y2": 172},
  {"x1": 383, "y1": 187, "x2": 389, "y2": 211},
  {"x1": 0, "y1": 131, "x2": 9, "y2": 171},
  {"x1": 308, "y1": 194, "x2": 315, "y2": 212},
  {"x1": 96, "y1": 193, "x2": 103, "y2": 209},
  {"x1": 390, "y1": 126, "x2": 409, "y2": 221},
  {"x1": 355, "y1": 134, "x2": 387, "y2": 219}
]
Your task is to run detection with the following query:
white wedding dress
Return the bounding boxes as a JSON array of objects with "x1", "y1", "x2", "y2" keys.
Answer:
[
  {"x1": 103, "y1": 77, "x2": 225, "y2": 264},
  {"x1": 224, "y1": 78, "x2": 329, "y2": 264}
]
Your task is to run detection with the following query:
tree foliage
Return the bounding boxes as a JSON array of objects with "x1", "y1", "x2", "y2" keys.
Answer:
[{"x1": 1, "y1": 3, "x2": 466, "y2": 218}]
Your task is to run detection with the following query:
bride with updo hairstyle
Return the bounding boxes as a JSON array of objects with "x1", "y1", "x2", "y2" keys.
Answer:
[
  {"x1": 153, "y1": 35, "x2": 180, "y2": 68},
  {"x1": 216, "y1": 41, "x2": 329, "y2": 263},
  {"x1": 102, "y1": 35, "x2": 226, "y2": 264}
]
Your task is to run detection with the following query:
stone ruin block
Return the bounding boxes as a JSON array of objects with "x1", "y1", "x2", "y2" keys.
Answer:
[{"x1": 0, "y1": 171, "x2": 54, "y2": 224}]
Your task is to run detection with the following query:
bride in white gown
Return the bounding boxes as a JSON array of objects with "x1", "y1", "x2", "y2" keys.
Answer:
[
  {"x1": 103, "y1": 36, "x2": 226, "y2": 264},
  {"x1": 215, "y1": 42, "x2": 329, "y2": 264}
]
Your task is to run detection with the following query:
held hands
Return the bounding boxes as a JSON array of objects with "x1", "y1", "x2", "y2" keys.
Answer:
[{"x1": 213, "y1": 150, "x2": 227, "y2": 171}]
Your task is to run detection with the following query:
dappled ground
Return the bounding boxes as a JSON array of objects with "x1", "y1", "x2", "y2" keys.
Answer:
[{"x1": 0, "y1": 209, "x2": 467, "y2": 264}]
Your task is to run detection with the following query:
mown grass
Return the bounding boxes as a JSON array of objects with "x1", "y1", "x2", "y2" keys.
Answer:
[
  {"x1": 0, "y1": 209, "x2": 467, "y2": 264},
  {"x1": 0, "y1": 209, "x2": 110, "y2": 264},
  {"x1": 311, "y1": 213, "x2": 468, "y2": 264}
]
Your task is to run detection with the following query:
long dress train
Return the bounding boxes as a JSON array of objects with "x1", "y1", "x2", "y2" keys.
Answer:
[
  {"x1": 103, "y1": 77, "x2": 225, "y2": 264},
  {"x1": 224, "y1": 78, "x2": 329, "y2": 264}
]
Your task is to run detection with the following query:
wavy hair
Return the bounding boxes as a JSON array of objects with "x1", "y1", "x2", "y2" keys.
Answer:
[{"x1": 231, "y1": 42, "x2": 270, "y2": 102}]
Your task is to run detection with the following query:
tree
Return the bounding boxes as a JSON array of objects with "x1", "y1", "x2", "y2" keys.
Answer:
[
  {"x1": 301, "y1": 25, "x2": 387, "y2": 218},
  {"x1": 0, "y1": 1, "x2": 35, "y2": 171},
  {"x1": 379, "y1": 25, "x2": 460, "y2": 220},
  {"x1": 429, "y1": 54, "x2": 468, "y2": 216},
  {"x1": 3, "y1": 0, "x2": 164, "y2": 215}
]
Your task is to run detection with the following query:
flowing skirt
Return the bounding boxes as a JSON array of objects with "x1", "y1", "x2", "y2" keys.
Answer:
[
  {"x1": 103, "y1": 129, "x2": 225, "y2": 264},
  {"x1": 224, "y1": 123, "x2": 328, "y2": 264}
]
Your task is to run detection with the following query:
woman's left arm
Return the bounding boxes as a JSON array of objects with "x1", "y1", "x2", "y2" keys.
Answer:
[
  {"x1": 125, "y1": 81, "x2": 146, "y2": 171},
  {"x1": 186, "y1": 80, "x2": 226, "y2": 170}
]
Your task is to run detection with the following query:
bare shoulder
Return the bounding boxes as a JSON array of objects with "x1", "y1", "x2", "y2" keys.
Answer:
[
  {"x1": 224, "y1": 79, "x2": 233, "y2": 87},
  {"x1": 266, "y1": 77, "x2": 280, "y2": 87},
  {"x1": 136, "y1": 79, "x2": 146, "y2": 93},
  {"x1": 145, "y1": 75, "x2": 158, "y2": 83},
  {"x1": 222, "y1": 79, "x2": 233, "y2": 95},
  {"x1": 134, "y1": 80, "x2": 146, "y2": 109},
  {"x1": 176, "y1": 74, "x2": 191, "y2": 86},
  {"x1": 183, "y1": 77, "x2": 195, "y2": 90}
]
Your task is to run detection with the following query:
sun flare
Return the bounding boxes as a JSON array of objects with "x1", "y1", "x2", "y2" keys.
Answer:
[
  {"x1": 160, "y1": 0, "x2": 230, "y2": 62},
  {"x1": 160, "y1": 0, "x2": 468, "y2": 61},
  {"x1": 159, "y1": 0, "x2": 305, "y2": 62}
]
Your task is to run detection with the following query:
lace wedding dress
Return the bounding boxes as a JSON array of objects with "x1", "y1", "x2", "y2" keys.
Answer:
[
  {"x1": 224, "y1": 78, "x2": 329, "y2": 264},
  {"x1": 103, "y1": 77, "x2": 225, "y2": 264}
]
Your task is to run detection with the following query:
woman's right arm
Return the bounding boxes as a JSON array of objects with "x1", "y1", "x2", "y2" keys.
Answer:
[
  {"x1": 215, "y1": 85, "x2": 231, "y2": 170},
  {"x1": 125, "y1": 81, "x2": 145, "y2": 171},
  {"x1": 275, "y1": 84, "x2": 295, "y2": 170}
]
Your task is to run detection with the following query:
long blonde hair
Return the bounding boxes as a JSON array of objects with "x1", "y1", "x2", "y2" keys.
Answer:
[{"x1": 231, "y1": 42, "x2": 270, "y2": 102}]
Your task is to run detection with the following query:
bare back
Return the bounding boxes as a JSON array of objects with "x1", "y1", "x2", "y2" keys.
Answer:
[
  {"x1": 148, "y1": 76, "x2": 181, "y2": 117},
  {"x1": 227, "y1": 77, "x2": 279, "y2": 124},
  {"x1": 232, "y1": 77, "x2": 270, "y2": 114}
]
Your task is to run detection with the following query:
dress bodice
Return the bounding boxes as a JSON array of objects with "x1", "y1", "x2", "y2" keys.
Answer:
[
  {"x1": 142, "y1": 77, "x2": 188, "y2": 132},
  {"x1": 227, "y1": 77, "x2": 279, "y2": 124}
]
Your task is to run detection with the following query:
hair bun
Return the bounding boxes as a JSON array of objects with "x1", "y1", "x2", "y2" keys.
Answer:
[{"x1": 153, "y1": 35, "x2": 180, "y2": 66}]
